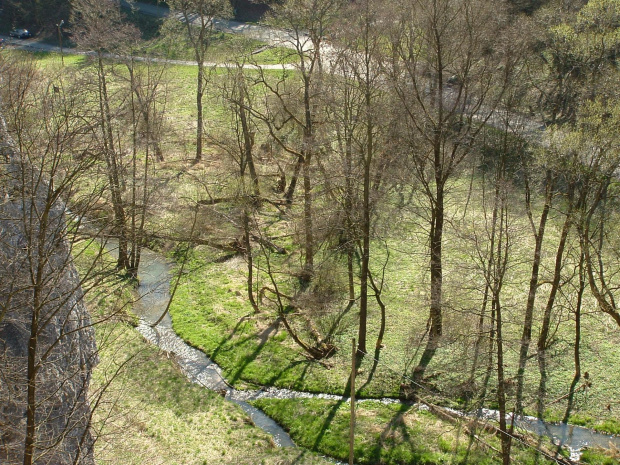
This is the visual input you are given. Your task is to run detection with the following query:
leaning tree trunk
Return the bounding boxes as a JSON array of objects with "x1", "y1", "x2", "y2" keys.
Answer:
[
  {"x1": 244, "y1": 209, "x2": 260, "y2": 313},
  {"x1": 238, "y1": 84, "x2": 260, "y2": 197},
  {"x1": 562, "y1": 250, "x2": 585, "y2": 424}
]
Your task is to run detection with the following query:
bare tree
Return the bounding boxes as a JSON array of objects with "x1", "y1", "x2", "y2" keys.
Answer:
[
  {"x1": 166, "y1": 0, "x2": 231, "y2": 163},
  {"x1": 573, "y1": 101, "x2": 620, "y2": 329},
  {"x1": 249, "y1": 0, "x2": 345, "y2": 285},
  {"x1": 389, "y1": 0, "x2": 508, "y2": 383},
  {"x1": 226, "y1": 62, "x2": 263, "y2": 312},
  {"x1": 328, "y1": 0, "x2": 393, "y2": 354},
  {"x1": 122, "y1": 55, "x2": 169, "y2": 278},
  {"x1": 71, "y1": 0, "x2": 140, "y2": 273},
  {"x1": 515, "y1": 0, "x2": 620, "y2": 414},
  {"x1": 0, "y1": 55, "x2": 105, "y2": 465}
]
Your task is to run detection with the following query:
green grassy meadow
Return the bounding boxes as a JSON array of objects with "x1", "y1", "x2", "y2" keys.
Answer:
[
  {"x1": 11, "y1": 19, "x2": 620, "y2": 464},
  {"x1": 166, "y1": 179, "x2": 620, "y2": 427},
  {"x1": 72, "y1": 239, "x2": 333, "y2": 465},
  {"x1": 250, "y1": 397, "x2": 565, "y2": 465},
  {"x1": 165, "y1": 174, "x2": 620, "y2": 463}
]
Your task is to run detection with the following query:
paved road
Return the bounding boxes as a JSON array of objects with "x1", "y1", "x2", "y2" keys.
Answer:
[
  {"x1": 0, "y1": 0, "x2": 305, "y2": 68},
  {"x1": 122, "y1": 0, "x2": 310, "y2": 50},
  {"x1": 2, "y1": 2, "x2": 543, "y2": 138},
  {"x1": 0, "y1": 34, "x2": 294, "y2": 70}
]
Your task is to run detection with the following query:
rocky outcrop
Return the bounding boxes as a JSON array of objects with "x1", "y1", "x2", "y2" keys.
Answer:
[{"x1": 0, "y1": 117, "x2": 98, "y2": 464}]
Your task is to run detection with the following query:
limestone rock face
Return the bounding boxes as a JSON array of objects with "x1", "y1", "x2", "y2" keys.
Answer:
[{"x1": 0, "y1": 118, "x2": 98, "y2": 465}]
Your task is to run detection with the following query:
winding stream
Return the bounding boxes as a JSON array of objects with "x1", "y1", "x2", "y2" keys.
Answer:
[
  {"x1": 115, "y1": 242, "x2": 619, "y2": 460},
  {"x1": 126, "y1": 245, "x2": 298, "y2": 448},
  {"x1": 470, "y1": 409, "x2": 620, "y2": 461}
]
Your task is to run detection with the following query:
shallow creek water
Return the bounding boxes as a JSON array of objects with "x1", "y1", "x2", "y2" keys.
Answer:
[
  {"x1": 455, "y1": 407, "x2": 620, "y2": 461},
  {"x1": 114, "y1": 242, "x2": 619, "y2": 459},
  {"x1": 127, "y1": 245, "x2": 298, "y2": 447}
]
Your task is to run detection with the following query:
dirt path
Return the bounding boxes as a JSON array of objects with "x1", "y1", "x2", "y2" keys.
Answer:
[{"x1": 0, "y1": 34, "x2": 294, "y2": 70}]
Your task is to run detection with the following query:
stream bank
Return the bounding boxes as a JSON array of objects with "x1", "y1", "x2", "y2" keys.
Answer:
[{"x1": 114, "y1": 242, "x2": 619, "y2": 462}]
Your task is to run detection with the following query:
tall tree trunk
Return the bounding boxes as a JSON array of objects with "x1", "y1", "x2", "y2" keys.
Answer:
[
  {"x1": 494, "y1": 175, "x2": 511, "y2": 465},
  {"x1": 300, "y1": 72, "x2": 315, "y2": 286},
  {"x1": 496, "y1": 295, "x2": 512, "y2": 465},
  {"x1": 23, "y1": 181, "x2": 55, "y2": 465},
  {"x1": 343, "y1": 125, "x2": 355, "y2": 303},
  {"x1": 128, "y1": 62, "x2": 140, "y2": 280},
  {"x1": 413, "y1": 178, "x2": 444, "y2": 381},
  {"x1": 536, "y1": 182, "x2": 575, "y2": 419},
  {"x1": 515, "y1": 170, "x2": 554, "y2": 415},
  {"x1": 195, "y1": 62, "x2": 204, "y2": 163},
  {"x1": 358, "y1": 89, "x2": 373, "y2": 354},
  {"x1": 24, "y1": 290, "x2": 40, "y2": 465},
  {"x1": 97, "y1": 54, "x2": 128, "y2": 271},
  {"x1": 469, "y1": 169, "x2": 499, "y2": 393},
  {"x1": 301, "y1": 149, "x2": 314, "y2": 286},
  {"x1": 135, "y1": 91, "x2": 152, "y2": 273}
]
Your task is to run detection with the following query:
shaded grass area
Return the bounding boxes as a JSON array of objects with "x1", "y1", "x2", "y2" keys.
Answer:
[
  {"x1": 91, "y1": 322, "x2": 334, "y2": 465},
  {"x1": 169, "y1": 251, "x2": 403, "y2": 397},
  {"x1": 251, "y1": 398, "x2": 560, "y2": 465}
]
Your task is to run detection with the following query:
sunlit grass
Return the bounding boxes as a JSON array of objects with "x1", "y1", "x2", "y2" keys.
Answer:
[
  {"x1": 251, "y1": 398, "x2": 559, "y2": 465},
  {"x1": 73, "y1": 242, "x2": 332, "y2": 465}
]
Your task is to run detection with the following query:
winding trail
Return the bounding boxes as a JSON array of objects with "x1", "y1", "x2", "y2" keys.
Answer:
[
  {"x1": 0, "y1": 35, "x2": 294, "y2": 70},
  {"x1": 0, "y1": 0, "x2": 337, "y2": 71}
]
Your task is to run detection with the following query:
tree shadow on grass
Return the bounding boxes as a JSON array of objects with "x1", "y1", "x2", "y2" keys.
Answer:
[
  {"x1": 310, "y1": 351, "x2": 364, "y2": 453},
  {"x1": 356, "y1": 346, "x2": 382, "y2": 397},
  {"x1": 291, "y1": 359, "x2": 313, "y2": 389},
  {"x1": 367, "y1": 402, "x2": 417, "y2": 464},
  {"x1": 228, "y1": 317, "x2": 281, "y2": 384},
  {"x1": 311, "y1": 399, "x2": 347, "y2": 454},
  {"x1": 324, "y1": 300, "x2": 355, "y2": 343},
  {"x1": 209, "y1": 313, "x2": 322, "y2": 390},
  {"x1": 209, "y1": 313, "x2": 253, "y2": 362},
  {"x1": 261, "y1": 357, "x2": 310, "y2": 387}
]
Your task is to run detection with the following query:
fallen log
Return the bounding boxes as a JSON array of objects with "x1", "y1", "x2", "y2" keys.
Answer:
[{"x1": 417, "y1": 398, "x2": 576, "y2": 465}]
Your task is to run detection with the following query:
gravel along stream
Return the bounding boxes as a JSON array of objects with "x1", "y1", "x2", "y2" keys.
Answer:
[{"x1": 127, "y1": 245, "x2": 297, "y2": 447}]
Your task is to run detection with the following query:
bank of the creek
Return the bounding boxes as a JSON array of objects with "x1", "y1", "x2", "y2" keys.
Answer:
[{"x1": 111, "y1": 241, "x2": 619, "y2": 462}]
